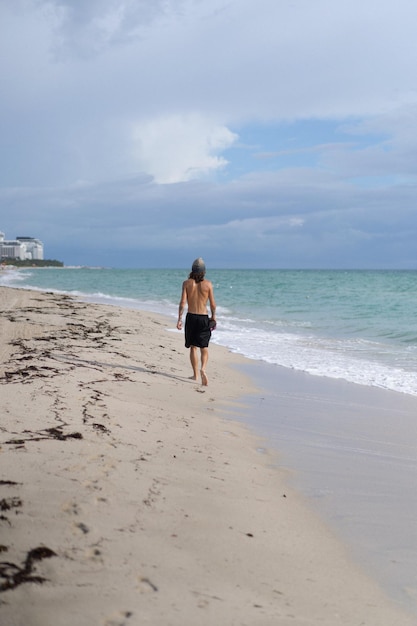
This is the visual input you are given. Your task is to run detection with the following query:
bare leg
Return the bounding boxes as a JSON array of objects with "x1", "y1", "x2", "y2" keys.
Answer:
[
  {"x1": 189, "y1": 346, "x2": 199, "y2": 380},
  {"x1": 200, "y1": 347, "x2": 209, "y2": 386}
]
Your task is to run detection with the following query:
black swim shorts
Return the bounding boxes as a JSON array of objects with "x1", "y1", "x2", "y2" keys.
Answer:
[{"x1": 185, "y1": 313, "x2": 211, "y2": 348}]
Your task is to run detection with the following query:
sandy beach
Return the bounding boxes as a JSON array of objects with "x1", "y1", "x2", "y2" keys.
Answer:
[{"x1": 1, "y1": 286, "x2": 415, "y2": 626}]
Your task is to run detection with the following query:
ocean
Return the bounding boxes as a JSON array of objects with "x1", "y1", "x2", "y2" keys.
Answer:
[{"x1": 2, "y1": 266, "x2": 417, "y2": 396}]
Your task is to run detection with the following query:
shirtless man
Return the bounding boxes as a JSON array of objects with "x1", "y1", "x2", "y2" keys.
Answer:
[{"x1": 177, "y1": 257, "x2": 216, "y2": 386}]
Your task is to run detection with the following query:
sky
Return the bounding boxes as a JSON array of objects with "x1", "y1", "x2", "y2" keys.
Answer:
[{"x1": 1, "y1": 0, "x2": 417, "y2": 269}]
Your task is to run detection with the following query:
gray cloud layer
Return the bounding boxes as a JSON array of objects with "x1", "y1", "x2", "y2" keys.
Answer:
[{"x1": 1, "y1": 0, "x2": 417, "y2": 267}]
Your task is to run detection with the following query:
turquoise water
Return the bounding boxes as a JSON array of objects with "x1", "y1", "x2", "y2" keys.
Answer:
[{"x1": 2, "y1": 267, "x2": 417, "y2": 395}]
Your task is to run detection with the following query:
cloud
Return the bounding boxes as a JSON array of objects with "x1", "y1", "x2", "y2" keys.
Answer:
[
  {"x1": 132, "y1": 114, "x2": 238, "y2": 183},
  {"x1": 48, "y1": 0, "x2": 191, "y2": 58},
  {"x1": 2, "y1": 159, "x2": 416, "y2": 268},
  {"x1": 318, "y1": 106, "x2": 417, "y2": 182},
  {"x1": 1, "y1": 0, "x2": 417, "y2": 267}
]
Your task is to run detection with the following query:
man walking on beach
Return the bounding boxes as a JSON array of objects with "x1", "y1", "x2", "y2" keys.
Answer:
[{"x1": 177, "y1": 258, "x2": 216, "y2": 386}]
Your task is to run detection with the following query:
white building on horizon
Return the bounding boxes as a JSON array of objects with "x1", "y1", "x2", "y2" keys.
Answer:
[{"x1": 0, "y1": 231, "x2": 44, "y2": 260}]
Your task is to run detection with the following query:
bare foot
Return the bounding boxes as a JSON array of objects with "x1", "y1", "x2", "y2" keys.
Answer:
[{"x1": 200, "y1": 369, "x2": 208, "y2": 386}]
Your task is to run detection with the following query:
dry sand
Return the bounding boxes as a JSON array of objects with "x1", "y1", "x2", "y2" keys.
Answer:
[{"x1": 0, "y1": 286, "x2": 415, "y2": 626}]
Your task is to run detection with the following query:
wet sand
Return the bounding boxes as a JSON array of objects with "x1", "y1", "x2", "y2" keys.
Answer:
[
  {"x1": 0, "y1": 286, "x2": 415, "y2": 625},
  {"x1": 236, "y1": 361, "x2": 417, "y2": 615}
]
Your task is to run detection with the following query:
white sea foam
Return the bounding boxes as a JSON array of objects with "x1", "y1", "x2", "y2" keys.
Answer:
[
  {"x1": 0, "y1": 268, "x2": 27, "y2": 285},
  {"x1": 212, "y1": 325, "x2": 417, "y2": 397}
]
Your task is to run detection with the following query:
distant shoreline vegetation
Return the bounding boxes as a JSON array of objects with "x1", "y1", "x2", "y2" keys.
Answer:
[{"x1": 1, "y1": 259, "x2": 64, "y2": 268}]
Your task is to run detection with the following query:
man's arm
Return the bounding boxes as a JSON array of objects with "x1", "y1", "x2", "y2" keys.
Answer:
[
  {"x1": 177, "y1": 281, "x2": 187, "y2": 330},
  {"x1": 208, "y1": 283, "x2": 216, "y2": 320}
]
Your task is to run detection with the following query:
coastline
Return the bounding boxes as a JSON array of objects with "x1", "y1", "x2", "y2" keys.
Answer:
[
  {"x1": 0, "y1": 286, "x2": 415, "y2": 625},
  {"x1": 235, "y1": 361, "x2": 417, "y2": 615}
]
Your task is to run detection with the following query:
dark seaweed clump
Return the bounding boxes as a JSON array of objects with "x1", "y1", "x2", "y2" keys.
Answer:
[{"x1": 0, "y1": 547, "x2": 57, "y2": 592}]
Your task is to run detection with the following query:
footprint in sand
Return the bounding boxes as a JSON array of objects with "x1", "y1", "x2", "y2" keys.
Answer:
[
  {"x1": 74, "y1": 521, "x2": 89, "y2": 534},
  {"x1": 61, "y1": 500, "x2": 80, "y2": 515},
  {"x1": 103, "y1": 611, "x2": 133, "y2": 626},
  {"x1": 85, "y1": 546, "x2": 103, "y2": 563},
  {"x1": 137, "y1": 576, "x2": 158, "y2": 593}
]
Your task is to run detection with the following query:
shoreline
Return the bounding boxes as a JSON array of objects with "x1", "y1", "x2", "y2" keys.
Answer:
[
  {"x1": 3, "y1": 266, "x2": 417, "y2": 399},
  {"x1": 1, "y1": 286, "x2": 415, "y2": 625},
  {"x1": 234, "y1": 361, "x2": 417, "y2": 616}
]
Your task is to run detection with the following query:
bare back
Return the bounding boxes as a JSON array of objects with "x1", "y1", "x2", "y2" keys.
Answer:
[{"x1": 181, "y1": 278, "x2": 216, "y2": 316}]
